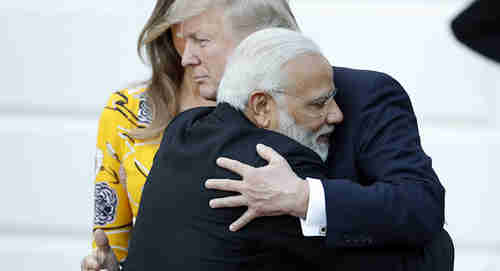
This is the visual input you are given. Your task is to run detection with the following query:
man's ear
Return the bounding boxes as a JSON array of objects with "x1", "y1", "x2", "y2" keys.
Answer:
[{"x1": 247, "y1": 90, "x2": 275, "y2": 129}]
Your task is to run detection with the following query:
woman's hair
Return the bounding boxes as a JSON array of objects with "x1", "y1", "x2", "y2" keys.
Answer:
[
  {"x1": 131, "y1": 0, "x2": 181, "y2": 139},
  {"x1": 132, "y1": 0, "x2": 299, "y2": 139}
]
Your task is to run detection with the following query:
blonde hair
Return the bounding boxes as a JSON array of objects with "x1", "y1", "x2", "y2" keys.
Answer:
[
  {"x1": 132, "y1": 0, "x2": 299, "y2": 139},
  {"x1": 169, "y1": 0, "x2": 299, "y2": 39},
  {"x1": 132, "y1": 0, "x2": 181, "y2": 140}
]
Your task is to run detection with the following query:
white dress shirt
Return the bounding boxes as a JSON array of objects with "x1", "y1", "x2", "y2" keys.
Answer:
[{"x1": 299, "y1": 178, "x2": 327, "y2": 236}]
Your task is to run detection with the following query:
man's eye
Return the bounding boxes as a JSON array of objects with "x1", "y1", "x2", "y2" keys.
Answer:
[
  {"x1": 195, "y1": 38, "x2": 209, "y2": 46},
  {"x1": 311, "y1": 101, "x2": 326, "y2": 108}
]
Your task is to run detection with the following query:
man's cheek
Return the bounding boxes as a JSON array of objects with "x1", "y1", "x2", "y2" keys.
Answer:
[{"x1": 200, "y1": 84, "x2": 218, "y2": 101}]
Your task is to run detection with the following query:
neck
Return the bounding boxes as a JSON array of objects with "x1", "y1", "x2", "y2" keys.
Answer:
[
  {"x1": 178, "y1": 77, "x2": 216, "y2": 112},
  {"x1": 243, "y1": 109, "x2": 260, "y2": 128}
]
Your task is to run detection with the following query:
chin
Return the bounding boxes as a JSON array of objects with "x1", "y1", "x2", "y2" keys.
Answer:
[
  {"x1": 199, "y1": 85, "x2": 217, "y2": 101},
  {"x1": 312, "y1": 142, "x2": 329, "y2": 162}
]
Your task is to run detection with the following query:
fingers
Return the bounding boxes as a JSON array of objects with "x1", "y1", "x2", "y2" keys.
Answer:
[
  {"x1": 256, "y1": 144, "x2": 284, "y2": 164},
  {"x1": 205, "y1": 179, "x2": 244, "y2": 192},
  {"x1": 209, "y1": 195, "x2": 247, "y2": 208},
  {"x1": 94, "y1": 229, "x2": 110, "y2": 252},
  {"x1": 229, "y1": 210, "x2": 257, "y2": 232},
  {"x1": 81, "y1": 254, "x2": 99, "y2": 271},
  {"x1": 94, "y1": 229, "x2": 111, "y2": 266},
  {"x1": 215, "y1": 157, "x2": 255, "y2": 176}
]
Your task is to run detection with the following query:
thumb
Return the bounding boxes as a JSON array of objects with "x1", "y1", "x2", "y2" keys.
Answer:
[
  {"x1": 256, "y1": 144, "x2": 283, "y2": 164},
  {"x1": 94, "y1": 229, "x2": 111, "y2": 252}
]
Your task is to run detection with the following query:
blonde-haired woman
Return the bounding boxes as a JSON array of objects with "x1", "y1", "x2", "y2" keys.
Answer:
[{"x1": 83, "y1": 1, "x2": 214, "y2": 269}]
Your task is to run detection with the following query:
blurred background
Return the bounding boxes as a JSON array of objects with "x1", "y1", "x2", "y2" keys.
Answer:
[{"x1": 1, "y1": 0, "x2": 498, "y2": 270}]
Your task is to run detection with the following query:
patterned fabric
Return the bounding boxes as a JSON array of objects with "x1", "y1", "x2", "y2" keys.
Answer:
[
  {"x1": 94, "y1": 182, "x2": 118, "y2": 226},
  {"x1": 92, "y1": 87, "x2": 160, "y2": 262}
]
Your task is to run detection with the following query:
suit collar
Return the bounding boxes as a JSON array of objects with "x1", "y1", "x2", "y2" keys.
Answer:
[{"x1": 212, "y1": 102, "x2": 256, "y2": 129}]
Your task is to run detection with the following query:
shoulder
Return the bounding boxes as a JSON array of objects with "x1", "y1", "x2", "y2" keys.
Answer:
[
  {"x1": 332, "y1": 66, "x2": 410, "y2": 111},
  {"x1": 333, "y1": 66, "x2": 404, "y2": 94},
  {"x1": 254, "y1": 132, "x2": 328, "y2": 180},
  {"x1": 162, "y1": 107, "x2": 216, "y2": 142},
  {"x1": 257, "y1": 132, "x2": 311, "y2": 157},
  {"x1": 207, "y1": 125, "x2": 328, "y2": 180},
  {"x1": 333, "y1": 66, "x2": 388, "y2": 83},
  {"x1": 105, "y1": 87, "x2": 146, "y2": 106},
  {"x1": 100, "y1": 86, "x2": 152, "y2": 129}
]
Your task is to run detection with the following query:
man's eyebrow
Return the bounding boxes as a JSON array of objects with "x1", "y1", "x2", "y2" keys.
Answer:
[
  {"x1": 311, "y1": 88, "x2": 336, "y2": 103},
  {"x1": 184, "y1": 32, "x2": 197, "y2": 39},
  {"x1": 185, "y1": 32, "x2": 211, "y2": 41},
  {"x1": 181, "y1": 27, "x2": 200, "y2": 38}
]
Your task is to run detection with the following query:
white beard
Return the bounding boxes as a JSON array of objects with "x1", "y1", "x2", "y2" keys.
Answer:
[{"x1": 277, "y1": 110, "x2": 333, "y2": 162}]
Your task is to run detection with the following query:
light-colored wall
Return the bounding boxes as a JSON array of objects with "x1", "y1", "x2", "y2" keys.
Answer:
[{"x1": 1, "y1": 0, "x2": 499, "y2": 270}]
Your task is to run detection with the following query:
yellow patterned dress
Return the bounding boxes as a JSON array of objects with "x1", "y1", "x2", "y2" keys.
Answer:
[{"x1": 92, "y1": 87, "x2": 160, "y2": 262}]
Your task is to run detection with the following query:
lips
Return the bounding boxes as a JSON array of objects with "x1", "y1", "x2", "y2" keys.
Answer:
[{"x1": 193, "y1": 75, "x2": 209, "y2": 83}]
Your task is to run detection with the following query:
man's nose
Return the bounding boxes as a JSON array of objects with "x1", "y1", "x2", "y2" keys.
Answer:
[
  {"x1": 181, "y1": 43, "x2": 200, "y2": 67},
  {"x1": 325, "y1": 99, "x2": 343, "y2": 125}
]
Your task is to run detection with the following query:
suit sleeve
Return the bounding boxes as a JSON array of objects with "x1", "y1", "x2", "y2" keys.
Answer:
[
  {"x1": 322, "y1": 73, "x2": 445, "y2": 249},
  {"x1": 451, "y1": 0, "x2": 500, "y2": 62}
]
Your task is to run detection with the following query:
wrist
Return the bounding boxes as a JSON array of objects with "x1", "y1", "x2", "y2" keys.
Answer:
[{"x1": 290, "y1": 177, "x2": 309, "y2": 218}]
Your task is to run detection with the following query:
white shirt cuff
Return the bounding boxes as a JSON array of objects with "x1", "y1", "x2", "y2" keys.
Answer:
[{"x1": 299, "y1": 177, "x2": 327, "y2": 236}]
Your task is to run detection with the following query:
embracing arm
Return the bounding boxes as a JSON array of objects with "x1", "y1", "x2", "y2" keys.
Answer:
[
  {"x1": 322, "y1": 73, "x2": 444, "y2": 248},
  {"x1": 205, "y1": 73, "x2": 444, "y2": 249}
]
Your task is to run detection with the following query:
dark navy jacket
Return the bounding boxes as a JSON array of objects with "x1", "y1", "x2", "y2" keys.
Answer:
[
  {"x1": 125, "y1": 103, "x2": 331, "y2": 270},
  {"x1": 323, "y1": 67, "x2": 451, "y2": 270}
]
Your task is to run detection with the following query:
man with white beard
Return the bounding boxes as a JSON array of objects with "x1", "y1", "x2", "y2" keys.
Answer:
[
  {"x1": 216, "y1": 26, "x2": 339, "y2": 163},
  {"x1": 277, "y1": 109, "x2": 333, "y2": 162},
  {"x1": 125, "y1": 28, "x2": 339, "y2": 270}
]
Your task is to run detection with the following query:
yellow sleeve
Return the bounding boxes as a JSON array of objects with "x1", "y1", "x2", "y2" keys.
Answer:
[{"x1": 92, "y1": 90, "x2": 135, "y2": 262}]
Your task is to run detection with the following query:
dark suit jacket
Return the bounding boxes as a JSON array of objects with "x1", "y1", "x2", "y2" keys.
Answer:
[
  {"x1": 125, "y1": 67, "x2": 453, "y2": 271},
  {"x1": 125, "y1": 103, "x2": 330, "y2": 271},
  {"x1": 451, "y1": 0, "x2": 500, "y2": 62},
  {"x1": 324, "y1": 67, "x2": 453, "y2": 270}
]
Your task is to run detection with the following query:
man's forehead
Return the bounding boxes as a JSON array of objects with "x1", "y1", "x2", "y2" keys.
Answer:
[
  {"x1": 283, "y1": 56, "x2": 333, "y2": 96},
  {"x1": 180, "y1": 8, "x2": 224, "y2": 36},
  {"x1": 284, "y1": 55, "x2": 331, "y2": 79}
]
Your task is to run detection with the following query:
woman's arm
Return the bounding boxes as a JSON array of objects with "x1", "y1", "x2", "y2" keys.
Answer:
[{"x1": 84, "y1": 90, "x2": 136, "y2": 270}]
